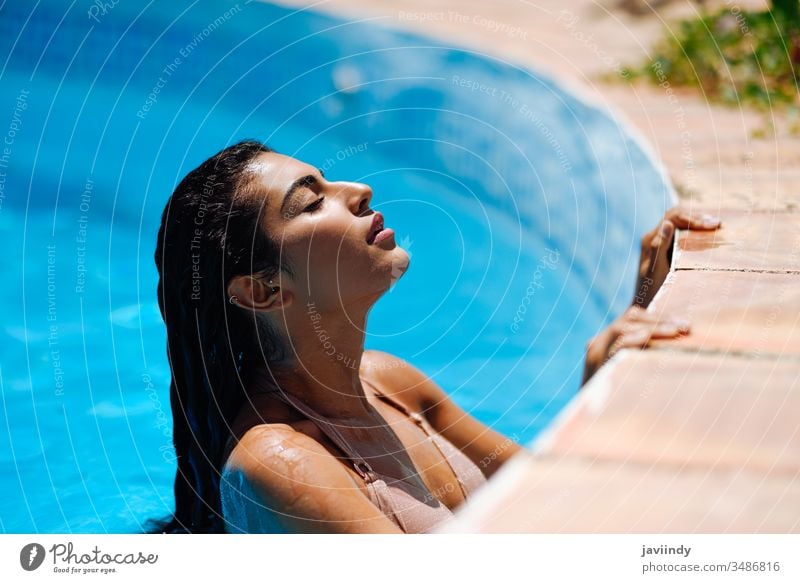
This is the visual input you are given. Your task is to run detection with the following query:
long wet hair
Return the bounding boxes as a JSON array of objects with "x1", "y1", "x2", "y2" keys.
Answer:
[{"x1": 144, "y1": 140, "x2": 293, "y2": 533}]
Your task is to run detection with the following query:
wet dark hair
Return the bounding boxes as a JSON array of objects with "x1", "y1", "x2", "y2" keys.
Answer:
[{"x1": 144, "y1": 139, "x2": 293, "y2": 533}]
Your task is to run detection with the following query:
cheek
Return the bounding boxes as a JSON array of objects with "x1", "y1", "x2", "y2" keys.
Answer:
[
  {"x1": 312, "y1": 234, "x2": 367, "y2": 272},
  {"x1": 301, "y1": 222, "x2": 368, "y2": 279},
  {"x1": 315, "y1": 212, "x2": 366, "y2": 248}
]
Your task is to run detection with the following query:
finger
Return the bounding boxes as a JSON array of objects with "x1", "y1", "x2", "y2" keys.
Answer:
[
  {"x1": 593, "y1": 328, "x2": 624, "y2": 366},
  {"x1": 639, "y1": 228, "x2": 658, "y2": 256},
  {"x1": 617, "y1": 328, "x2": 653, "y2": 348},
  {"x1": 624, "y1": 306, "x2": 656, "y2": 325},
  {"x1": 686, "y1": 213, "x2": 721, "y2": 230},
  {"x1": 665, "y1": 207, "x2": 721, "y2": 230},
  {"x1": 618, "y1": 322, "x2": 687, "y2": 350},
  {"x1": 657, "y1": 219, "x2": 675, "y2": 251},
  {"x1": 648, "y1": 321, "x2": 691, "y2": 338},
  {"x1": 651, "y1": 219, "x2": 674, "y2": 253},
  {"x1": 625, "y1": 305, "x2": 647, "y2": 318},
  {"x1": 627, "y1": 310, "x2": 691, "y2": 332},
  {"x1": 640, "y1": 220, "x2": 674, "y2": 281},
  {"x1": 605, "y1": 333, "x2": 625, "y2": 360},
  {"x1": 630, "y1": 319, "x2": 691, "y2": 341}
]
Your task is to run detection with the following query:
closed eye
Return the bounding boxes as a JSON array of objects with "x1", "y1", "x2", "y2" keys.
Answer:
[{"x1": 304, "y1": 196, "x2": 325, "y2": 213}]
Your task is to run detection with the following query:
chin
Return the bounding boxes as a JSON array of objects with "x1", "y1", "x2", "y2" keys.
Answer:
[{"x1": 387, "y1": 247, "x2": 411, "y2": 288}]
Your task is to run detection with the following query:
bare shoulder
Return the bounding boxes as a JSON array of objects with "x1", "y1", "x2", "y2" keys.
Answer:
[
  {"x1": 361, "y1": 349, "x2": 441, "y2": 411},
  {"x1": 222, "y1": 422, "x2": 401, "y2": 533},
  {"x1": 225, "y1": 422, "x2": 349, "y2": 488},
  {"x1": 361, "y1": 349, "x2": 410, "y2": 376}
]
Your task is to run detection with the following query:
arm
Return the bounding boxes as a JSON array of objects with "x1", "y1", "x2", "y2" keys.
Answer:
[
  {"x1": 224, "y1": 424, "x2": 403, "y2": 534},
  {"x1": 372, "y1": 352, "x2": 525, "y2": 479},
  {"x1": 421, "y1": 381, "x2": 525, "y2": 479}
]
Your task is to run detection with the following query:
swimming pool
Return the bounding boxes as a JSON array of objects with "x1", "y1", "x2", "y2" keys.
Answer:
[{"x1": 0, "y1": 0, "x2": 674, "y2": 533}]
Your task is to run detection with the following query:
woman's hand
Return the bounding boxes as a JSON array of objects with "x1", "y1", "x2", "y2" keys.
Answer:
[
  {"x1": 581, "y1": 208, "x2": 720, "y2": 385},
  {"x1": 581, "y1": 305, "x2": 690, "y2": 385},
  {"x1": 633, "y1": 207, "x2": 721, "y2": 308}
]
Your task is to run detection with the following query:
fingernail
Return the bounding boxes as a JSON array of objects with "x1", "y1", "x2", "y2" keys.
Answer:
[
  {"x1": 660, "y1": 221, "x2": 673, "y2": 236},
  {"x1": 676, "y1": 319, "x2": 690, "y2": 330},
  {"x1": 701, "y1": 214, "x2": 720, "y2": 227}
]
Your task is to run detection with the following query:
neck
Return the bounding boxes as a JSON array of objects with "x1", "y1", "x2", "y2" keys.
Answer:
[{"x1": 249, "y1": 298, "x2": 377, "y2": 422}]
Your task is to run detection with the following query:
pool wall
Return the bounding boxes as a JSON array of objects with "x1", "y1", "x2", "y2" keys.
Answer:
[{"x1": 1, "y1": 0, "x2": 674, "y2": 533}]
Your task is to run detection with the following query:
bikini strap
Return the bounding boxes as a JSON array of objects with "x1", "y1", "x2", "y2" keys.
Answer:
[
  {"x1": 364, "y1": 379, "x2": 471, "y2": 500},
  {"x1": 364, "y1": 379, "x2": 427, "y2": 428},
  {"x1": 267, "y1": 389, "x2": 378, "y2": 483}
]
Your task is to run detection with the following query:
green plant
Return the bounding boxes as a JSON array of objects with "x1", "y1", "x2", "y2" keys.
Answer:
[
  {"x1": 771, "y1": 0, "x2": 799, "y2": 25},
  {"x1": 628, "y1": 3, "x2": 799, "y2": 116}
]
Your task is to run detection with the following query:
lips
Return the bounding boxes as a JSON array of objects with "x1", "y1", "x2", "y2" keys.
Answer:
[{"x1": 366, "y1": 212, "x2": 384, "y2": 245}]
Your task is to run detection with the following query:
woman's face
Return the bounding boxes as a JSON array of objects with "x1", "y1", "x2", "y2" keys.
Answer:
[{"x1": 247, "y1": 151, "x2": 410, "y2": 311}]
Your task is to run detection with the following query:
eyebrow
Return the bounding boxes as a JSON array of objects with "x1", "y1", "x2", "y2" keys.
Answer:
[{"x1": 279, "y1": 169, "x2": 325, "y2": 216}]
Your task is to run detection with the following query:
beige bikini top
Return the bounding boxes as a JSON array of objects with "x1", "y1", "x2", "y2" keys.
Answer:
[{"x1": 221, "y1": 380, "x2": 487, "y2": 533}]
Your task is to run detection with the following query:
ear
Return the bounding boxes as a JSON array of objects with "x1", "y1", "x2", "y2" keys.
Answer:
[{"x1": 227, "y1": 274, "x2": 293, "y2": 312}]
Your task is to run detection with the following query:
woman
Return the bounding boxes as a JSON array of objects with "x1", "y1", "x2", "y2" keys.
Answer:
[{"x1": 145, "y1": 140, "x2": 719, "y2": 534}]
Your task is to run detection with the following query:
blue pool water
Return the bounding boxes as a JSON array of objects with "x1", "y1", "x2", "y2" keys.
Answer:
[{"x1": 0, "y1": 0, "x2": 673, "y2": 533}]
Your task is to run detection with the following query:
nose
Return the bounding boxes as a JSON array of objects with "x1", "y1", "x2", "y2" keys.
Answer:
[{"x1": 340, "y1": 181, "x2": 372, "y2": 216}]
